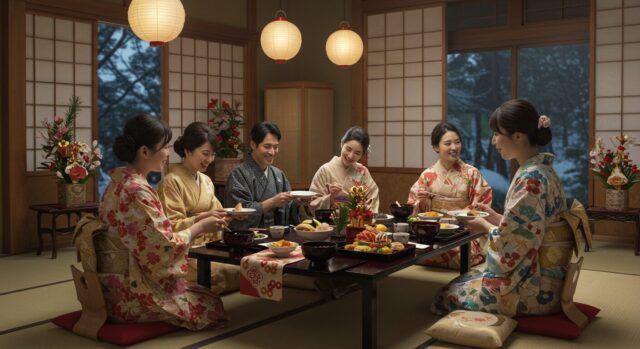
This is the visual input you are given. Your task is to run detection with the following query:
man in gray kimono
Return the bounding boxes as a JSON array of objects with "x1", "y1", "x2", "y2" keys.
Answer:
[{"x1": 225, "y1": 121, "x2": 306, "y2": 230}]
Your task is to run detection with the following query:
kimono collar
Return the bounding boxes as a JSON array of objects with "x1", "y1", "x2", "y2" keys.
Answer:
[
  {"x1": 330, "y1": 155, "x2": 349, "y2": 170},
  {"x1": 173, "y1": 163, "x2": 199, "y2": 182},
  {"x1": 109, "y1": 166, "x2": 144, "y2": 183},
  {"x1": 522, "y1": 153, "x2": 555, "y2": 167},
  {"x1": 245, "y1": 154, "x2": 270, "y2": 177},
  {"x1": 434, "y1": 158, "x2": 464, "y2": 174}
]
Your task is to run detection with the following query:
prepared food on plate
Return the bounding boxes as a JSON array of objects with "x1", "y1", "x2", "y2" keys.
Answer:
[
  {"x1": 295, "y1": 219, "x2": 331, "y2": 231},
  {"x1": 271, "y1": 240, "x2": 295, "y2": 247},
  {"x1": 421, "y1": 211, "x2": 442, "y2": 217},
  {"x1": 343, "y1": 229, "x2": 406, "y2": 254},
  {"x1": 234, "y1": 202, "x2": 243, "y2": 212}
]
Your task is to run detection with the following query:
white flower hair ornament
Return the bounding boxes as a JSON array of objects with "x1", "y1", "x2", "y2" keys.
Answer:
[{"x1": 538, "y1": 115, "x2": 551, "y2": 129}]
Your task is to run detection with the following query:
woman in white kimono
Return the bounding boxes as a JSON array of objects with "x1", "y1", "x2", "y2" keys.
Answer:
[
  {"x1": 157, "y1": 122, "x2": 240, "y2": 295},
  {"x1": 433, "y1": 99, "x2": 568, "y2": 316},
  {"x1": 99, "y1": 114, "x2": 228, "y2": 330},
  {"x1": 407, "y1": 122, "x2": 493, "y2": 269},
  {"x1": 309, "y1": 126, "x2": 380, "y2": 213}
]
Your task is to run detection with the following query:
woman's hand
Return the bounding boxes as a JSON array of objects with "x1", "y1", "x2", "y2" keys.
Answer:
[
  {"x1": 470, "y1": 203, "x2": 501, "y2": 225},
  {"x1": 191, "y1": 216, "x2": 227, "y2": 241},
  {"x1": 460, "y1": 217, "x2": 494, "y2": 234},
  {"x1": 327, "y1": 183, "x2": 346, "y2": 201}
]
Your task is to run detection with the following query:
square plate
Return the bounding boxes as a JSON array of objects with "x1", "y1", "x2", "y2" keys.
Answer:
[{"x1": 337, "y1": 243, "x2": 416, "y2": 261}]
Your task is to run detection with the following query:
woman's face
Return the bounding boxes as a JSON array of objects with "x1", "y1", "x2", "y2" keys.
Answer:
[
  {"x1": 341, "y1": 140, "x2": 364, "y2": 167},
  {"x1": 434, "y1": 131, "x2": 461, "y2": 163},
  {"x1": 492, "y1": 128, "x2": 516, "y2": 160},
  {"x1": 148, "y1": 141, "x2": 171, "y2": 173},
  {"x1": 185, "y1": 142, "x2": 215, "y2": 173}
]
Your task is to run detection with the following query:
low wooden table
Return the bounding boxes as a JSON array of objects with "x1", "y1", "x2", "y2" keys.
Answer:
[
  {"x1": 189, "y1": 230, "x2": 482, "y2": 348},
  {"x1": 29, "y1": 203, "x2": 99, "y2": 259},
  {"x1": 586, "y1": 207, "x2": 640, "y2": 255}
]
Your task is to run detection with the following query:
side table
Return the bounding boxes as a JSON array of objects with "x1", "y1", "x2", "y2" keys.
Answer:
[
  {"x1": 29, "y1": 203, "x2": 100, "y2": 259},
  {"x1": 586, "y1": 207, "x2": 640, "y2": 256}
]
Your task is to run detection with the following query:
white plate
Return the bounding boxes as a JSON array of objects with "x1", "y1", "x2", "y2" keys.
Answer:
[
  {"x1": 439, "y1": 223, "x2": 459, "y2": 231},
  {"x1": 418, "y1": 212, "x2": 444, "y2": 221},
  {"x1": 223, "y1": 207, "x2": 256, "y2": 216},
  {"x1": 253, "y1": 233, "x2": 268, "y2": 240},
  {"x1": 290, "y1": 190, "x2": 316, "y2": 198},
  {"x1": 373, "y1": 213, "x2": 394, "y2": 222},
  {"x1": 448, "y1": 210, "x2": 489, "y2": 220}
]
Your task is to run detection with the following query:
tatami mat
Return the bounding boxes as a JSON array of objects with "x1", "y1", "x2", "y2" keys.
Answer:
[
  {"x1": 582, "y1": 241, "x2": 639, "y2": 275},
  {"x1": 0, "y1": 247, "x2": 80, "y2": 294}
]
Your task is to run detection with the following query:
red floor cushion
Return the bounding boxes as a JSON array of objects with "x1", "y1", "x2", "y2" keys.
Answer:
[
  {"x1": 515, "y1": 303, "x2": 600, "y2": 339},
  {"x1": 52, "y1": 311, "x2": 180, "y2": 346}
]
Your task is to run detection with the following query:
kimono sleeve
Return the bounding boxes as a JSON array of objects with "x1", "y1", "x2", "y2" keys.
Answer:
[
  {"x1": 468, "y1": 167, "x2": 493, "y2": 207},
  {"x1": 225, "y1": 168, "x2": 264, "y2": 229},
  {"x1": 486, "y1": 176, "x2": 546, "y2": 275},
  {"x1": 407, "y1": 170, "x2": 432, "y2": 214},
  {"x1": 157, "y1": 176, "x2": 196, "y2": 232},
  {"x1": 118, "y1": 186, "x2": 192, "y2": 279},
  {"x1": 309, "y1": 165, "x2": 333, "y2": 211}
]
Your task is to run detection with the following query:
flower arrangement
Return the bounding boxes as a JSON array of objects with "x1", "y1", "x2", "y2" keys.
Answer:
[
  {"x1": 39, "y1": 96, "x2": 102, "y2": 184},
  {"x1": 344, "y1": 184, "x2": 374, "y2": 228},
  {"x1": 207, "y1": 98, "x2": 248, "y2": 158},
  {"x1": 589, "y1": 134, "x2": 639, "y2": 190}
]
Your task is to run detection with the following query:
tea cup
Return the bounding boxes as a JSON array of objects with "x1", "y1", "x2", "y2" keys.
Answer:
[
  {"x1": 393, "y1": 222, "x2": 409, "y2": 233},
  {"x1": 393, "y1": 232, "x2": 410, "y2": 243},
  {"x1": 269, "y1": 225, "x2": 286, "y2": 239}
]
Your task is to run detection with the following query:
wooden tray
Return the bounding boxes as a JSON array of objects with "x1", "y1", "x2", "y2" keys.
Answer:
[
  {"x1": 337, "y1": 243, "x2": 416, "y2": 261},
  {"x1": 205, "y1": 240, "x2": 267, "y2": 252},
  {"x1": 433, "y1": 229, "x2": 469, "y2": 243}
]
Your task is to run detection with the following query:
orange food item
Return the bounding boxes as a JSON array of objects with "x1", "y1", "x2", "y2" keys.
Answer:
[
  {"x1": 422, "y1": 211, "x2": 441, "y2": 217},
  {"x1": 234, "y1": 202, "x2": 242, "y2": 212}
]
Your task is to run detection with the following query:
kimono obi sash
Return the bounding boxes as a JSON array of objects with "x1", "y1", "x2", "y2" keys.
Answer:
[
  {"x1": 538, "y1": 201, "x2": 592, "y2": 269},
  {"x1": 432, "y1": 197, "x2": 469, "y2": 211},
  {"x1": 74, "y1": 214, "x2": 129, "y2": 275}
]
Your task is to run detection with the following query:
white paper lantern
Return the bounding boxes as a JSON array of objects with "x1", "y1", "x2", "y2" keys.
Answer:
[
  {"x1": 325, "y1": 24, "x2": 363, "y2": 68},
  {"x1": 260, "y1": 12, "x2": 302, "y2": 64},
  {"x1": 128, "y1": 0, "x2": 185, "y2": 47}
]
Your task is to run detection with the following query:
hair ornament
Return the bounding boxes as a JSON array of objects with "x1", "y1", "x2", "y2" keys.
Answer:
[{"x1": 538, "y1": 115, "x2": 551, "y2": 129}]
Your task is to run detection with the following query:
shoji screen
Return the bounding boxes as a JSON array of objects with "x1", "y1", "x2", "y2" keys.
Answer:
[
  {"x1": 25, "y1": 14, "x2": 93, "y2": 172},
  {"x1": 366, "y1": 5, "x2": 445, "y2": 169},
  {"x1": 594, "y1": 0, "x2": 640, "y2": 162},
  {"x1": 167, "y1": 37, "x2": 245, "y2": 163}
]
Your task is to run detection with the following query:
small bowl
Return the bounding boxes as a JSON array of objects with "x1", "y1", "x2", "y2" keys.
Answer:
[
  {"x1": 410, "y1": 221, "x2": 440, "y2": 244},
  {"x1": 373, "y1": 213, "x2": 394, "y2": 224},
  {"x1": 223, "y1": 230, "x2": 254, "y2": 250},
  {"x1": 390, "y1": 203, "x2": 414, "y2": 221},
  {"x1": 417, "y1": 211, "x2": 444, "y2": 221},
  {"x1": 269, "y1": 225, "x2": 287, "y2": 239},
  {"x1": 295, "y1": 226, "x2": 334, "y2": 241},
  {"x1": 392, "y1": 232, "x2": 410, "y2": 243},
  {"x1": 269, "y1": 241, "x2": 299, "y2": 258},
  {"x1": 314, "y1": 209, "x2": 334, "y2": 224},
  {"x1": 301, "y1": 241, "x2": 337, "y2": 267}
]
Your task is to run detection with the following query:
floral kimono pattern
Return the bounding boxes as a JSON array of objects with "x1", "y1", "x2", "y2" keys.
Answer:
[
  {"x1": 157, "y1": 164, "x2": 240, "y2": 295},
  {"x1": 309, "y1": 156, "x2": 380, "y2": 213},
  {"x1": 408, "y1": 159, "x2": 493, "y2": 269},
  {"x1": 433, "y1": 153, "x2": 567, "y2": 316},
  {"x1": 99, "y1": 167, "x2": 228, "y2": 330}
]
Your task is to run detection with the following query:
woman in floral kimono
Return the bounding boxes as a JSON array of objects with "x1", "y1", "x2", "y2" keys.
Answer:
[
  {"x1": 407, "y1": 122, "x2": 493, "y2": 269},
  {"x1": 309, "y1": 126, "x2": 380, "y2": 213},
  {"x1": 433, "y1": 99, "x2": 567, "y2": 316},
  {"x1": 157, "y1": 122, "x2": 240, "y2": 296},
  {"x1": 100, "y1": 114, "x2": 228, "y2": 330}
]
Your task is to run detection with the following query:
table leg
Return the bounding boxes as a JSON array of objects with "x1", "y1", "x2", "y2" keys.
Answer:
[
  {"x1": 197, "y1": 258, "x2": 211, "y2": 288},
  {"x1": 361, "y1": 280, "x2": 377, "y2": 349},
  {"x1": 51, "y1": 214, "x2": 58, "y2": 259},
  {"x1": 36, "y1": 212, "x2": 43, "y2": 256},
  {"x1": 635, "y1": 217, "x2": 640, "y2": 256},
  {"x1": 459, "y1": 241, "x2": 470, "y2": 274}
]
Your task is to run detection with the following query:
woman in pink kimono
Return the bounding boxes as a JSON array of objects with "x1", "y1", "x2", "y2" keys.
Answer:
[
  {"x1": 100, "y1": 114, "x2": 229, "y2": 330},
  {"x1": 309, "y1": 126, "x2": 380, "y2": 213},
  {"x1": 158, "y1": 122, "x2": 239, "y2": 295},
  {"x1": 407, "y1": 122, "x2": 493, "y2": 269}
]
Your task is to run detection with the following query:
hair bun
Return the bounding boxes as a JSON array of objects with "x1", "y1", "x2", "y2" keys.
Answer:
[
  {"x1": 113, "y1": 134, "x2": 136, "y2": 162},
  {"x1": 173, "y1": 136, "x2": 185, "y2": 157}
]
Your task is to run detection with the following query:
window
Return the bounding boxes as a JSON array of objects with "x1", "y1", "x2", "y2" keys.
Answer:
[
  {"x1": 447, "y1": 0, "x2": 508, "y2": 32},
  {"x1": 518, "y1": 43, "x2": 590, "y2": 204},
  {"x1": 525, "y1": 0, "x2": 589, "y2": 23},
  {"x1": 447, "y1": 50, "x2": 512, "y2": 209},
  {"x1": 97, "y1": 23, "x2": 161, "y2": 197}
]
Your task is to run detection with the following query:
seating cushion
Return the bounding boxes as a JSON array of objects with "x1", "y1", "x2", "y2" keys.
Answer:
[
  {"x1": 425, "y1": 310, "x2": 517, "y2": 349},
  {"x1": 52, "y1": 311, "x2": 180, "y2": 346},
  {"x1": 515, "y1": 303, "x2": 600, "y2": 339}
]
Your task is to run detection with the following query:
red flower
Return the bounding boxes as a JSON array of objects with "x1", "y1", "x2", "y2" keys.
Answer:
[
  {"x1": 221, "y1": 101, "x2": 230, "y2": 109},
  {"x1": 66, "y1": 163, "x2": 88, "y2": 182}
]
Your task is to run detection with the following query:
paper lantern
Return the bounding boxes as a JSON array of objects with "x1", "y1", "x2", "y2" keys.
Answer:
[
  {"x1": 128, "y1": 0, "x2": 185, "y2": 47},
  {"x1": 260, "y1": 11, "x2": 302, "y2": 64},
  {"x1": 325, "y1": 23, "x2": 363, "y2": 68}
]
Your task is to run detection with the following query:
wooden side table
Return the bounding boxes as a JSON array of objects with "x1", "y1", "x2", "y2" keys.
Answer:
[
  {"x1": 29, "y1": 203, "x2": 100, "y2": 259},
  {"x1": 586, "y1": 207, "x2": 640, "y2": 256}
]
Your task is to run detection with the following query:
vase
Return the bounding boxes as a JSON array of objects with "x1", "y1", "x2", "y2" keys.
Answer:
[
  {"x1": 212, "y1": 157, "x2": 243, "y2": 182},
  {"x1": 58, "y1": 182, "x2": 86, "y2": 207},
  {"x1": 605, "y1": 189, "x2": 628, "y2": 210},
  {"x1": 345, "y1": 226, "x2": 364, "y2": 244}
]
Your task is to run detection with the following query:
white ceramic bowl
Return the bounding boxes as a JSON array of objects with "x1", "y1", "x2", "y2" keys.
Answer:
[
  {"x1": 269, "y1": 225, "x2": 287, "y2": 239},
  {"x1": 417, "y1": 212, "x2": 444, "y2": 221},
  {"x1": 269, "y1": 241, "x2": 299, "y2": 258},
  {"x1": 294, "y1": 227, "x2": 334, "y2": 241}
]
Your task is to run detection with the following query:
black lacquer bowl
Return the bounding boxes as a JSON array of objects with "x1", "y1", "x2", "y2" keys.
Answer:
[{"x1": 301, "y1": 241, "x2": 337, "y2": 268}]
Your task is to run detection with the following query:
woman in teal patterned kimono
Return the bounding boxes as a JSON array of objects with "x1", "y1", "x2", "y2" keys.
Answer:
[{"x1": 433, "y1": 99, "x2": 567, "y2": 316}]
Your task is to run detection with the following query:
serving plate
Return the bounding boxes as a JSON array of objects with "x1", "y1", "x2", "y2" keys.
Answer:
[{"x1": 337, "y1": 243, "x2": 415, "y2": 261}]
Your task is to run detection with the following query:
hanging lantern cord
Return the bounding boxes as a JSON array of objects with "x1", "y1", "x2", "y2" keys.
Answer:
[{"x1": 275, "y1": 9, "x2": 288, "y2": 19}]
